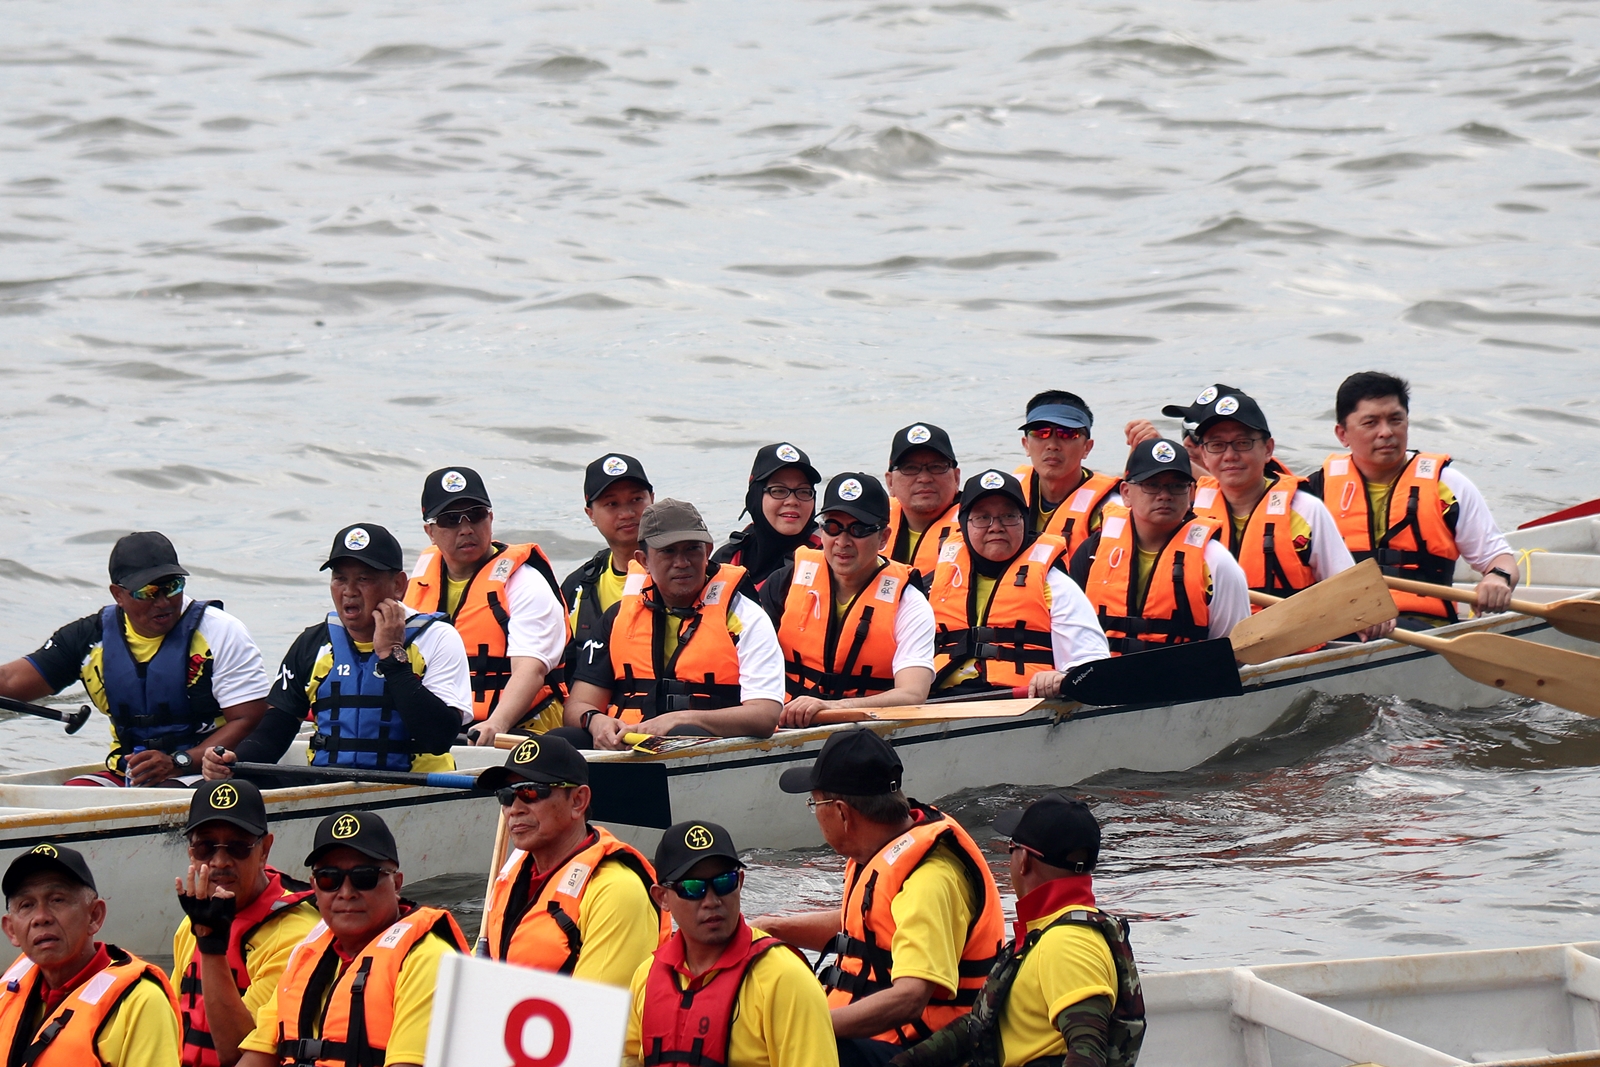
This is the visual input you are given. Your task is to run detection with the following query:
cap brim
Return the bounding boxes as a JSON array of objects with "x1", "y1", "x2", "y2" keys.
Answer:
[
  {"x1": 423, "y1": 494, "x2": 493, "y2": 520},
  {"x1": 320, "y1": 552, "x2": 402, "y2": 572},
  {"x1": 475, "y1": 765, "x2": 584, "y2": 792},
  {"x1": 1124, "y1": 469, "x2": 1196, "y2": 485},
  {"x1": 3, "y1": 856, "x2": 92, "y2": 899},
  {"x1": 116, "y1": 563, "x2": 190, "y2": 590},
  {"x1": 1196, "y1": 413, "x2": 1270, "y2": 436},
  {"x1": 183, "y1": 811, "x2": 268, "y2": 836},
  {"x1": 756, "y1": 462, "x2": 822, "y2": 485},
  {"x1": 990, "y1": 807, "x2": 1025, "y2": 839},
  {"x1": 305, "y1": 842, "x2": 397, "y2": 867},
  {"x1": 777, "y1": 764, "x2": 817, "y2": 794},
  {"x1": 585, "y1": 475, "x2": 653, "y2": 505},
  {"x1": 891, "y1": 443, "x2": 956, "y2": 466},
  {"x1": 821, "y1": 504, "x2": 889, "y2": 527},
  {"x1": 1160, "y1": 404, "x2": 1192, "y2": 419},
  {"x1": 643, "y1": 530, "x2": 715, "y2": 548},
  {"x1": 659, "y1": 853, "x2": 745, "y2": 884}
]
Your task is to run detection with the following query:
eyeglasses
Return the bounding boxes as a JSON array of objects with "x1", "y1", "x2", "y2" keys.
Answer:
[
  {"x1": 1200, "y1": 438, "x2": 1264, "y2": 455},
  {"x1": 666, "y1": 869, "x2": 742, "y2": 900},
  {"x1": 428, "y1": 506, "x2": 491, "y2": 528},
  {"x1": 1026, "y1": 427, "x2": 1086, "y2": 441},
  {"x1": 762, "y1": 486, "x2": 815, "y2": 501},
  {"x1": 312, "y1": 866, "x2": 393, "y2": 892},
  {"x1": 820, "y1": 519, "x2": 883, "y2": 538},
  {"x1": 496, "y1": 783, "x2": 576, "y2": 807},
  {"x1": 805, "y1": 797, "x2": 844, "y2": 813},
  {"x1": 187, "y1": 837, "x2": 262, "y2": 861},
  {"x1": 127, "y1": 576, "x2": 185, "y2": 601},
  {"x1": 967, "y1": 513, "x2": 1024, "y2": 529},
  {"x1": 893, "y1": 462, "x2": 953, "y2": 477},
  {"x1": 1131, "y1": 481, "x2": 1191, "y2": 498}
]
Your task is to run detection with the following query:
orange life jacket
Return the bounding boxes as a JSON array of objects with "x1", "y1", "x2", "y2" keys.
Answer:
[
  {"x1": 405, "y1": 542, "x2": 568, "y2": 722},
  {"x1": 1015, "y1": 466, "x2": 1121, "y2": 558},
  {"x1": 0, "y1": 945, "x2": 177, "y2": 1067},
  {"x1": 1083, "y1": 505, "x2": 1218, "y2": 655},
  {"x1": 273, "y1": 907, "x2": 465, "y2": 1067},
  {"x1": 180, "y1": 868, "x2": 316, "y2": 1067},
  {"x1": 638, "y1": 921, "x2": 795, "y2": 1067},
  {"x1": 1192, "y1": 473, "x2": 1317, "y2": 601},
  {"x1": 819, "y1": 803, "x2": 1005, "y2": 1045},
  {"x1": 777, "y1": 548, "x2": 914, "y2": 700},
  {"x1": 483, "y1": 826, "x2": 667, "y2": 973},
  {"x1": 927, "y1": 536, "x2": 1067, "y2": 689},
  {"x1": 887, "y1": 499, "x2": 958, "y2": 580},
  {"x1": 1322, "y1": 451, "x2": 1459, "y2": 619},
  {"x1": 607, "y1": 563, "x2": 747, "y2": 724}
]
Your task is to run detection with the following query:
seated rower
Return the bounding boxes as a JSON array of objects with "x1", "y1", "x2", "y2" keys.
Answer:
[
  {"x1": 236, "y1": 812, "x2": 466, "y2": 1067},
  {"x1": 926, "y1": 471, "x2": 1109, "y2": 699},
  {"x1": 884, "y1": 424, "x2": 962, "y2": 582},
  {"x1": 713, "y1": 443, "x2": 823, "y2": 600},
  {"x1": 203, "y1": 524, "x2": 471, "y2": 781},
  {"x1": 760, "y1": 474, "x2": 936, "y2": 728},
  {"x1": 624, "y1": 820, "x2": 838, "y2": 1067},
  {"x1": 1013, "y1": 391, "x2": 1120, "y2": 557},
  {"x1": 1070, "y1": 440, "x2": 1250, "y2": 655},
  {"x1": 406, "y1": 466, "x2": 569, "y2": 746},
  {"x1": 0, "y1": 843, "x2": 182, "y2": 1067},
  {"x1": 0, "y1": 532, "x2": 269, "y2": 788},
  {"x1": 1305, "y1": 371, "x2": 1518, "y2": 627},
  {"x1": 172, "y1": 780, "x2": 318, "y2": 1067},
  {"x1": 562, "y1": 500, "x2": 785, "y2": 751},
  {"x1": 1124, "y1": 382, "x2": 1254, "y2": 482},
  {"x1": 476, "y1": 734, "x2": 667, "y2": 986}
]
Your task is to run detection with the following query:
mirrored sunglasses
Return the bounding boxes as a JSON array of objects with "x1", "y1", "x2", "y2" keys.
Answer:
[
  {"x1": 496, "y1": 783, "x2": 576, "y2": 807},
  {"x1": 429, "y1": 505, "x2": 491, "y2": 528},
  {"x1": 312, "y1": 866, "x2": 391, "y2": 892},
  {"x1": 820, "y1": 519, "x2": 883, "y2": 538},
  {"x1": 128, "y1": 576, "x2": 185, "y2": 601},
  {"x1": 668, "y1": 869, "x2": 742, "y2": 900},
  {"x1": 1026, "y1": 427, "x2": 1086, "y2": 441}
]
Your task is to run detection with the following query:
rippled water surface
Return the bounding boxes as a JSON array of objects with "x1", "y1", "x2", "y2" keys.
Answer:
[{"x1": 4, "y1": 0, "x2": 1599, "y2": 968}]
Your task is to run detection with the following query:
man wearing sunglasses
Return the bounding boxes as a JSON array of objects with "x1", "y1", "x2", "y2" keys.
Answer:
[
  {"x1": 403, "y1": 467, "x2": 569, "y2": 747},
  {"x1": 1013, "y1": 392, "x2": 1122, "y2": 558},
  {"x1": 888, "y1": 795, "x2": 1144, "y2": 1067},
  {"x1": 562, "y1": 500, "x2": 785, "y2": 751},
  {"x1": 1070, "y1": 439, "x2": 1250, "y2": 656},
  {"x1": 236, "y1": 812, "x2": 466, "y2": 1067},
  {"x1": 172, "y1": 780, "x2": 317, "y2": 1067},
  {"x1": 625, "y1": 820, "x2": 837, "y2": 1067},
  {"x1": 883, "y1": 424, "x2": 962, "y2": 584},
  {"x1": 0, "y1": 531, "x2": 270, "y2": 788},
  {"x1": 713, "y1": 442, "x2": 823, "y2": 600},
  {"x1": 761, "y1": 474, "x2": 936, "y2": 728},
  {"x1": 759, "y1": 730, "x2": 1005, "y2": 1067},
  {"x1": 0, "y1": 843, "x2": 182, "y2": 1067},
  {"x1": 204, "y1": 524, "x2": 472, "y2": 781},
  {"x1": 926, "y1": 471, "x2": 1109, "y2": 698},
  {"x1": 476, "y1": 734, "x2": 666, "y2": 986}
]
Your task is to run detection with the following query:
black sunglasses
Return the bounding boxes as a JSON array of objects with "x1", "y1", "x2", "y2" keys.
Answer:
[
  {"x1": 820, "y1": 518, "x2": 883, "y2": 538},
  {"x1": 496, "y1": 783, "x2": 577, "y2": 807},
  {"x1": 430, "y1": 506, "x2": 491, "y2": 528},
  {"x1": 187, "y1": 837, "x2": 262, "y2": 861},
  {"x1": 312, "y1": 866, "x2": 393, "y2": 892},
  {"x1": 667, "y1": 869, "x2": 742, "y2": 900}
]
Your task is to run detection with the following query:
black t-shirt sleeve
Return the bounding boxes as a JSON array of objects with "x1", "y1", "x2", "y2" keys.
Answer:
[
  {"x1": 569, "y1": 602, "x2": 620, "y2": 691},
  {"x1": 1067, "y1": 534, "x2": 1101, "y2": 591},
  {"x1": 24, "y1": 614, "x2": 101, "y2": 694},
  {"x1": 265, "y1": 623, "x2": 329, "y2": 719},
  {"x1": 1303, "y1": 469, "x2": 1326, "y2": 499},
  {"x1": 759, "y1": 562, "x2": 794, "y2": 629}
]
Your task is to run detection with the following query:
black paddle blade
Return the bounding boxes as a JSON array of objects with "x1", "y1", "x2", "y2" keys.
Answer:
[
  {"x1": 1063, "y1": 639, "x2": 1243, "y2": 707},
  {"x1": 588, "y1": 761, "x2": 673, "y2": 829}
]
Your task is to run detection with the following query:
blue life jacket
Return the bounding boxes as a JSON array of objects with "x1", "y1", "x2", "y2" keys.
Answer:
[
  {"x1": 310, "y1": 611, "x2": 442, "y2": 771},
  {"x1": 99, "y1": 600, "x2": 215, "y2": 753}
]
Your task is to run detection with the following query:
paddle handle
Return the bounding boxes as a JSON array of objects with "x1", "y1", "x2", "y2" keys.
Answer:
[
  {"x1": 923, "y1": 686, "x2": 1030, "y2": 705},
  {"x1": 1251, "y1": 590, "x2": 1452, "y2": 654},
  {"x1": 1384, "y1": 577, "x2": 1549, "y2": 621},
  {"x1": 0, "y1": 696, "x2": 92, "y2": 734},
  {"x1": 476, "y1": 808, "x2": 510, "y2": 955}
]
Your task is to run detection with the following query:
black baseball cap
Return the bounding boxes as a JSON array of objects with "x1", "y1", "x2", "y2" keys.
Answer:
[
  {"x1": 421, "y1": 467, "x2": 493, "y2": 520},
  {"x1": 305, "y1": 810, "x2": 399, "y2": 867},
  {"x1": 4, "y1": 843, "x2": 96, "y2": 900},
  {"x1": 1191, "y1": 389, "x2": 1271, "y2": 438},
  {"x1": 654, "y1": 820, "x2": 746, "y2": 884},
  {"x1": 958, "y1": 469, "x2": 1028, "y2": 518},
  {"x1": 1020, "y1": 401, "x2": 1093, "y2": 432},
  {"x1": 185, "y1": 779, "x2": 269, "y2": 836},
  {"x1": 1162, "y1": 383, "x2": 1247, "y2": 440},
  {"x1": 477, "y1": 734, "x2": 591, "y2": 791},
  {"x1": 108, "y1": 532, "x2": 189, "y2": 591},
  {"x1": 321, "y1": 523, "x2": 405, "y2": 572},
  {"x1": 889, "y1": 423, "x2": 957, "y2": 468},
  {"x1": 779, "y1": 728, "x2": 903, "y2": 796},
  {"x1": 992, "y1": 793, "x2": 1101, "y2": 872},
  {"x1": 1123, "y1": 439, "x2": 1195, "y2": 485},
  {"x1": 749, "y1": 442, "x2": 821, "y2": 485},
  {"x1": 821, "y1": 473, "x2": 891, "y2": 527},
  {"x1": 584, "y1": 454, "x2": 653, "y2": 505}
]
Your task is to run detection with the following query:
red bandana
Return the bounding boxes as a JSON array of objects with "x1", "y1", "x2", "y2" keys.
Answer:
[{"x1": 1012, "y1": 875, "x2": 1095, "y2": 945}]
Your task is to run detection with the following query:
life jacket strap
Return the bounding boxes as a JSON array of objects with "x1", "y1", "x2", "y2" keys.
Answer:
[
  {"x1": 19, "y1": 1009, "x2": 73, "y2": 1067},
  {"x1": 547, "y1": 900, "x2": 584, "y2": 975}
]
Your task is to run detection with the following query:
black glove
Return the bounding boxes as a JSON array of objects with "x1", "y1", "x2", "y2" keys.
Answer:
[{"x1": 178, "y1": 892, "x2": 236, "y2": 955}]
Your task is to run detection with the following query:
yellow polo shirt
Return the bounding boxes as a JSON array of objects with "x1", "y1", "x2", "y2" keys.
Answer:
[
  {"x1": 883, "y1": 844, "x2": 976, "y2": 998},
  {"x1": 239, "y1": 930, "x2": 454, "y2": 1065},
  {"x1": 997, "y1": 905, "x2": 1118, "y2": 1067},
  {"x1": 625, "y1": 928, "x2": 838, "y2": 1067},
  {"x1": 570, "y1": 860, "x2": 664, "y2": 989},
  {"x1": 172, "y1": 898, "x2": 320, "y2": 1027},
  {"x1": 88, "y1": 975, "x2": 184, "y2": 1067}
]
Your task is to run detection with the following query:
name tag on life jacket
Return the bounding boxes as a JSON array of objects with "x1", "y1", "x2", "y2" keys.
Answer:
[
  {"x1": 1327, "y1": 457, "x2": 1349, "y2": 476},
  {"x1": 1068, "y1": 486, "x2": 1098, "y2": 513},
  {"x1": 1194, "y1": 487, "x2": 1220, "y2": 510},
  {"x1": 702, "y1": 581, "x2": 727, "y2": 606},
  {"x1": 883, "y1": 833, "x2": 916, "y2": 866},
  {"x1": 795, "y1": 560, "x2": 820, "y2": 587},
  {"x1": 558, "y1": 862, "x2": 592, "y2": 897},
  {"x1": 1415, "y1": 457, "x2": 1439, "y2": 480},
  {"x1": 939, "y1": 541, "x2": 961, "y2": 564},
  {"x1": 490, "y1": 557, "x2": 515, "y2": 582},
  {"x1": 874, "y1": 574, "x2": 900, "y2": 602},
  {"x1": 1028, "y1": 541, "x2": 1054, "y2": 564},
  {"x1": 623, "y1": 573, "x2": 647, "y2": 597},
  {"x1": 378, "y1": 922, "x2": 413, "y2": 950},
  {"x1": 1185, "y1": 523, "x2": 1210, "y2": 548},
  {"x1": 1101, "y1": 515, "x2": 1127, "y2": 541},
  {"x1": 1266, "y1": 491, "x2": 1289, "y2": 516},
  {"x1": 410, "y1": 550, "x2": 435, "y2": 581}
]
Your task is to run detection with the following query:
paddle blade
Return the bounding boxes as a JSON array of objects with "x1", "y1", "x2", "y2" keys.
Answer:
[
  {"x1": 588, "y1": 761, "x2": 673, "y2": 828},
  {"x1": 1063, "y1": 639, "x2": 1243, "y2": 706},
  {"x1": 1437, "y1": 632, "x2": 1600, "y2": 718},
  {"x1": 1545, "y1": 597, "x2": 1600, "y2": 645},
  {"x1": 814, "y1": 698, "x2": 1043, "y2": 725},
  {"x1": 1231, "y1": 559, "x2": 1397, "y2": 665}
]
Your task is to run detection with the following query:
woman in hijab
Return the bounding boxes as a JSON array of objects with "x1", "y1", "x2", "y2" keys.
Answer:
[{"x1": 713, "y1": 442, "x2": 822, "y2": 599}]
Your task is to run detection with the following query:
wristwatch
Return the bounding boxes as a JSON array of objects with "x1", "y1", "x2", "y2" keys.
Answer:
[
  {"x1": 374, "y1": 646, "x2": 412, "y2": 676},
  {"x1": 1487, "y1": 567, "x2": 1515, "y2": 586},
  {"x1": 172, "y1": 750, "x2": 195, "y2": 773}
]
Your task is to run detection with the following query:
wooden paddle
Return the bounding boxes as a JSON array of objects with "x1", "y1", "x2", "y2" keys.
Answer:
[
  {"x1": 1248, "y1": 592, "x2": 1600, "y2": 719},
  {"x1": 1229, "y1": 559, "x2": 1399, "y2": 665},
  {"x1": 814, "y1": 697, "x2": 1044, "y2": 725},
  {"x1": 1384, "y1": 577, "x2": 1600, "y2": 644},
  {"x1": 0, "y1": 695, "x2": 92, "y2": 734},
  {"x1": 475, "y1": 809, "x2": 510, "y2": 957}
]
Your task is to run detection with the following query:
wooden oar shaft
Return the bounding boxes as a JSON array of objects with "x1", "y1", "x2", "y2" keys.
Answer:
[
  {"x1": 1384, "y1": 576, "x2": 1539, "y2": 615},
  {"x1": 476, "y1": 809, "x2": 510, "y2": 954}
]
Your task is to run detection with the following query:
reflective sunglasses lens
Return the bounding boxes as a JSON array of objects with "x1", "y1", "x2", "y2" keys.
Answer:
[
  {"x1": 438, "y1": 506, "x2": 490, "y2": 527},
  {"x1": 710, "y1": 870, "x2": 741, "y2": 896},
  {"x1": 496, "y1": 783, "x2": 556, "y2": 806},
  {"x1": 133, "y1": 577, "x2": 185, "y2": 600},
  {"x1": 313, "y1": 866, "x2": 384, "y2": 891},
  {"x1": 673, "y1": 878, "x2": 709, "y2": 900}
]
